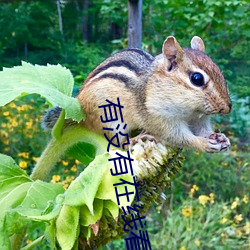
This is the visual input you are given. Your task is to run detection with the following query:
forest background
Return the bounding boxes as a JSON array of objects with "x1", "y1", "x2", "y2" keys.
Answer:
[{"x1": 0, "y1": 0, "x2": 249, "y2": 249}]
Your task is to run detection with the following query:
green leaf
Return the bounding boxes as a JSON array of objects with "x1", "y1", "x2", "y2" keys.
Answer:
[
  {"x1": 26, "y1": 199, "x2": 63, "y2": 222},
  {"x1": 80, "y1": 226, "x2": 92, "y2": 240},
  {"x1": 0, "y1": 176, "x2": 31, "y2": 201},
  {"x1": 63, "y1": 153, "x2": 110, "y2": 213},
  {"x1": 79, "y1": 199, "x2": 103, "y2": 227},
  {"x1": 21, "y1": 235, "x2": 45, "y2": 250},
  {"x1": 95, "y1": 159, "x2": 134, "y2": 207},
  {"x1": 52, "y1": 109, "x2": 65, "y2": 139},
  {"x1": 0, "y1": 182, "x2": 32, "y2": 218},
  {"x1": 45, "y1": 220, "x2": 56, "y2": 249},
  {"x1": 0, "y1": 62, "x2": 85, "y2": 122},
  {"x1": 0, "y1": 231, "x2": 10, "y2": 250},
  {"x1": 103, "y1": 200, "x2": 119, "y2": 219},
  {"x1": 0, "y1": 154, "x2": 30, "y2": 181},
  {"x1": 0, "y1": 154, "x2": 65, "y2": 245},
  {"x1": 56, "y1": 205, "x2": 80, "y2": 250},
  {"x1": 66, "y1": 142, "x2": 96, "y2": 165},
  {"x1": 20, "y1": 181, "x2": 64, "y2": 213}
]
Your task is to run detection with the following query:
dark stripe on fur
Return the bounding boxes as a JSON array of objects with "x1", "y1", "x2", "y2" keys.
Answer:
[
  {"x1": 96, "y1": 73, "x2": 130, "y2": 85},
  {"x1": 125, "y1": 48, "x2": 154, "y2": 62},
  {"x1": 91, "y1": 60, "x2": 140, "y2": 79}
]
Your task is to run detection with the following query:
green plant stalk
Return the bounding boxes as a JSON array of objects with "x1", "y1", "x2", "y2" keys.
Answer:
[
  {"x1": 10, "y1": 126, "x2": 107, "y2": 249},
  {"x1": 30, "y1": 125, "x2": 108, "y2": 181}
]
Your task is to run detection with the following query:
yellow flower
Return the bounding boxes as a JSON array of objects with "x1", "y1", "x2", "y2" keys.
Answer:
[
  {"x1": 243, "y1": 195, "x2": 248, "y2": 204},
  {"x1": 11, "y1": 119, "x2": 18, "y2": 127},
  {"x1": 18, "y1": 152, "x2": 30, "y2": 159},
  {"x1": 198, "y1": 195, "x2": 210, "y2": 206},
  {"x1": 19, "y1": 161, "x2": 28, "y2": 169},
  {"x1": 26, "y1": 121, "x2": 33, "y2": 129},
  {"x1": 75, "y1": 159, "x2": 81, "y2": 165},
  {"x1": 3, "y1": 138, "x2": 9, "y2": 145},
  {"x1": 32, "y1": 157, "x2": 39, "y2": 162},
  {"x1": 194, "y1": 238, "x2": 201, "y2": 247},
  {"x1": 179, "y1": 247, "x2": 186, "y2": 250},
  {"x1": 189, "y1": 184, "x2": 199, "y2": 197},
  {"x1": 221, "y1": 162, "x2": 228, "y2": 167},
  {"x1": 3, "y1": 111, "x2": 9, "y2": 116},
  {"x1": 232, "y1": 150, "x2": 237, "y2": 156},
  {"x1": 220, "y1": 217, "x2": 228, "y2": 224},
  {"x1": 4, "y1": 147, "x2": 10, "y2": 152},
  {"x1": 0, "y1": 130, "x2": 8, "y2": 138},
  {"x1": 51, "y1": 175, "x2": 61, "y2": 183},
  {"x1": 182, "y1": 207, "x2": 192, "y2": 217},
  {"x1": 63, "y1": 182, "x2": 69, "y2": 189},
  {"x1": 66, "y1": 176, "x2": 75, "y2": 182},
  {"x1": 9, "y1": 102, "x2": 16, "y2": 108},
  {"x1": 209, "y1": 193, "x2": 215, "y2": 204},
  {"x1": 70, "y1": 165, "x2": 77, "y2": 172},
  {"x1": 231, "y1": 198, "x2": 240, "y2": 209},
  {"x1": 234, "y1": 214, "x2": 243, "y2": 224},
  {"x1": 62, "y1": 160, "x2": 69, "y2": 166},
  {"x1": 244, "y1": 221, "x2": 250, "y2": 234}
]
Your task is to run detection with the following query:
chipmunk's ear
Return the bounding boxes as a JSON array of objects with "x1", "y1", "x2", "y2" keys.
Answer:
[
  {"x1": 191, "y1": 36, "x2": 205, "y2": 52},
  {"x1": 162, "y1": 36, "x2": 184, "y2": 63}
]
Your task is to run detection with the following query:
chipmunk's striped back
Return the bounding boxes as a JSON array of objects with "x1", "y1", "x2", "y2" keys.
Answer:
[{"x1": 83, "y1": 48, "x2": 155, "y2": 88}]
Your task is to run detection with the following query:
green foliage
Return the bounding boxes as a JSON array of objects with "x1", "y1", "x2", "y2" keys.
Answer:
[
  {"x1": 0, "y1": 154, "x2": 64, "y2": 249},
  {"x1": 147, "y1": 197, "x2": 249, "y2": 249},
  {"x1": 0, "y1": 63, "x2": 135, "y2": 249},
  {"x1": 0, "y1": 62, "x2": 84, "y2": 122},
  {"x1": 0, "y1": 1, "x2": 249, "y2": 249},
  {"x1": 0, "y1": 0, "x2": 249, "y2": 100}
]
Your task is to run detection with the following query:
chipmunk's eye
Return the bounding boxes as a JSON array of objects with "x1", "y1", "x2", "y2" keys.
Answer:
[{"x1": 190, "y1": 72, "x2": 204, "y2": 87}]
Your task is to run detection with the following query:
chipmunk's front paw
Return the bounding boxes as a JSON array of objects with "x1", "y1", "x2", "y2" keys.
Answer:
[
  {"x1": 129, "y1": 134, "x2": 156, "y2": 151},
  {"x1": 206, "y1": 133, "x2": 230, "y2": 152}
]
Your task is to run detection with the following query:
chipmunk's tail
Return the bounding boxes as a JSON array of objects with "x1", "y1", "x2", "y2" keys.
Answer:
[{"x1": 41, "y1": 106, "x2": 62, "y2": 130}]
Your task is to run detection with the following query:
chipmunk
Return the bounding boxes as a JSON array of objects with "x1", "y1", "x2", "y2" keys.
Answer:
[{"x1": 43, "y1": 36, "x2": 232, "y2": 153}]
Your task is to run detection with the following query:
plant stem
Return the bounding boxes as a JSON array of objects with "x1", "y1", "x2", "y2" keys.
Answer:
[
  {"x1": 30, "y1": 126, "x2": 107, "y2": 181},
  {"x1": 10, "y1": 232, "x2": 25, "y2": 250}
]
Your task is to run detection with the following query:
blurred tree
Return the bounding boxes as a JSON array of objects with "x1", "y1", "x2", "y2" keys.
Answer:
[
  {"x1": 128, "y1": 0, "x2": 142, "y2": 48},
  {"x1": 0, "y1": 0, "x2": 248, "y2": 98}
]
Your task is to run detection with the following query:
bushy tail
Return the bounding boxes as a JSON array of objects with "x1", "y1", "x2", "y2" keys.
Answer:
[{"x1": 41, "y1": 106, "x2": 62, "y2": 130}]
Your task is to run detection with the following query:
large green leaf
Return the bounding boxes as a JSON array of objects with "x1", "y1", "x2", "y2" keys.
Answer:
[
  {"x1": 0, "y1": 62, "x2": 85, "y2": 122},
  {"x1": 66, "y1": 142, "x2": 96, "y2": 165},
  {"x1": 63, "y1": 154, "x2": 109, "y2": 213},
  {"x1": 79, "y1": 199, "x2": 103, "y2": 227},
  {"x1": 0, "y1": 176, "x2": 31, "y2": 201},
  {"x1": 56, "y1": 205, "x2": 80, "y2": 250},
  {"x1": 0, "y1": 154, "x2": 65, "y2": 248},
  {"x1": 0, "y1": 154, "x2": 30, "y2": 181},
  {"x1": 20, "y1": 181, "x2": 64, "y2": 213}
]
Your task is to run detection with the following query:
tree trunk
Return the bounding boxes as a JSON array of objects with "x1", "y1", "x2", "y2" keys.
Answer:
[
  {"x1": 56, "y1": 0, "x2": 63, "y2": 36},
  {"x1": 82, "y1": 0, "x2": 89, "y2": 41},
  {"x1": 128, "y1": 0, "x2": 142, "y2": 49}
]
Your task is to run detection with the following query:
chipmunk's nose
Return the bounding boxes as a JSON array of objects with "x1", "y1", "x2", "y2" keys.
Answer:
[{"x1": 219, "y1": 101, "x2": 232, "y2": 114}]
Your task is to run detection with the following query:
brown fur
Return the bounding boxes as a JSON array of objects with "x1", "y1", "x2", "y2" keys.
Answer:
[{"x1": 77, "y1": 36, "x2": 231, "y2": 152}]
